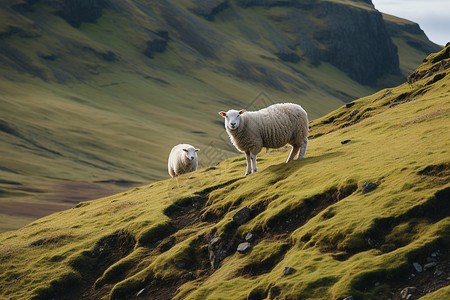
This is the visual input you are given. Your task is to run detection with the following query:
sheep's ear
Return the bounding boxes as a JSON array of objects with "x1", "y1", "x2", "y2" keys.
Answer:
[
  {"x1": 195, "y1": 149, "x2": 200, "y2": 152},
  {"x1": 239, "y1": 109, "x2": 246, "y2": 115},
  {"x1": 182, "y1": 148, "x2": 188, "y2": 152},
  {"x1": 218, "y1": 111, "x2": 226, "y2": 117}
]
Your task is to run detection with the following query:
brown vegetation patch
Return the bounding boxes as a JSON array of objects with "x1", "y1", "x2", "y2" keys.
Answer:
[
  {"x1": 263, "y1": 183, "x2": 358, "y2": 235},
  {"x1": 333, "y1": 187, "x2": 450, "y2": 258},
  {"x1": 390, "y1": 250, "x2": 450, "y2": 300},
  {"x1": 417, "y1": 162, "x2": 450, "y2": 177},
  {"x1": 0, "y1": 201, "x2": 66, "y2": 218},
  {"x1": 402, "y1": 109, "x2": 448, "y2": 126}
]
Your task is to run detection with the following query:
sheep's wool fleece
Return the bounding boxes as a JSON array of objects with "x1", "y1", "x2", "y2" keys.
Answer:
[
  {"x1": 168, "y1": 144, "x2": 197, "y2": 177},
  {"x1": 228, "y1": 103, "x2": 308, "y2": 153}
]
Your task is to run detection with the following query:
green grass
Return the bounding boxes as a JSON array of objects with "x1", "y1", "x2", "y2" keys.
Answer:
[
  {"x1": 0, "y1": 46, "x2": 449, "y2": 299},
  {"x1": 0, "y1": 0, "x2": 441, "y2": 232}
]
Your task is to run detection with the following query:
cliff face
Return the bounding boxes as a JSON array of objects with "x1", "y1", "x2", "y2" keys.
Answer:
[
  {"x1": 1, "y1": 0, "x2": 438, "y2": 86},
  {"x1": 316, "y1": 1, "x2": 399, "y2": 84}
]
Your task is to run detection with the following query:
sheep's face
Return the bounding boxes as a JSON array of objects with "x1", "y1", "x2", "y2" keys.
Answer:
[
  {"x1": 182, "y1": 147, "x2": 199, "y2": 161},
  {"x1": 219, "y1": 109, "x2": 245, "y2": 131}
]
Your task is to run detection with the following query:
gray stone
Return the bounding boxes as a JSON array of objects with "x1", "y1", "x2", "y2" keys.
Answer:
[
  {"x1": 351, "y1": 109, "x2": 359, "y2": 116},
  {"x1": 233, "y1": 207, "x2": 251, "y2": 225},
  {"x1": 237, "y1": 242, "x2": 251, "y2": 254},
  {"x1": 283, "y1": 266, "x2": 296, "y2": 275},
  {"x1": 341, "y1": 139, "x2": 351, "y2": 144},
  {"x1": 137, "y1": 288, "x2": 145, "y2": 297},
  {"x1": 245, "y1": 232, "x2": 254, "y2": 242},
  {"x1": 380, "y1": 91, "x2": 392, "y2": 99},
  {"x1": 424, "y1": 262, "x2": 437, "y2": 270},
  {"x1": 210, "y1": 237, "x2": 220, "y2": 247},
  {"x1": 426, "y1": 257, "x2": 436, "y2": 263},
  {"x1": 362, "y1": 182, "x2": 378, "y2": 194},
  {"x1": 401, "y1": 287, "x2": 416, "y2": 299},
  {"x1": 342, "y1": 296, "x2": 353, "y2": 300},
  {"x1": 346, "y1": 102, "x2": 355, "y2": 108},
  {"x1": 412, "y1": 262, "x2": 422, "y2": 272}
]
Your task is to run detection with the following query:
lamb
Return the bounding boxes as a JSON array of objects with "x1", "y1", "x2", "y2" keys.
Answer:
[
  {"x1": 168, "y1": 144, "x2": 199, "y2": 178},
  {"x1": 219, "y1": 103, "x2": 308, "y2": 175}
]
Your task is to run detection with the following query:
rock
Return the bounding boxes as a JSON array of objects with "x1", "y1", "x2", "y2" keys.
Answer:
[
  {"x1": 345, "y1": 102, "x2": 355, "y2": 108},
  {"x1": 283, "y1": 266, "x2": 296, "y2": 275},
  {"x1": 181, "y1": 272, "x2": 195, "y2": 280},
  {"x1": 343, "y1": 297, "x2": 353, "y2": 300},
  {"x1": 351, "y1": 109, "x2": 359, "y2": 116},
  {"x1": 401, "y1": 287, "x2": 416, "y2": 299},
  {"x1": 237, "y1": 242, "x2": 251, "y2": 254},
  {"x1": 245, "y1": 232, "x2": 254, "y2": 242},
  {"x1": 233, "y1": 207, "x2": 251, "y2": 225},
  {"x1": 210, "y1": 237, "x2": 220, "y2": 247},
  {"x1": 424, "y1": 262, "x2": 437, "y2": 270},
  {"x1": 362, "y1": 182, "x2": 378, "y2": 194},
  {"x1": 421, "y1": 72, "x2": 433, "y2": 80},
  {"x1": 380, "y1": 91, "x2": 392, "y2": 99},
  {"x1": 136, "y1": 288, "x2": 145, "y2": 297},
  {"x1": 366, "y1": 237, "x2": 376, "y2": 247},
  {"x1": 426, "y1": 256, "x2": 436, "y2": 263},
  {"x1": 412, "y1": 262, "x2": 422, "y2": 272},
  {"x1": 341, "y1": 139, "x2": 351, "y2": 145},
  {"x1": 209, "y1": 237, "x2": 224, "y2": 269}
]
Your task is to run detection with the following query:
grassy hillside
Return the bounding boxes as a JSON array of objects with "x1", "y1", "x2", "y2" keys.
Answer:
[
  {"x1": 0, "y1": 0, "x2": 441, "y2": 232},
  {"x1": 0, "y1": 46, "x2": 448, "y2": 300}
]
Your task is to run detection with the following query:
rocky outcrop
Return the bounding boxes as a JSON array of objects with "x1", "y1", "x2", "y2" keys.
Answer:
[{"x1": 315, "y1": 1, "x2": 400, "y2": 85}]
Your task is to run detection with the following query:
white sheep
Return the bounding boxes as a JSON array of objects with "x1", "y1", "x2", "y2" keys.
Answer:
[
  {"x1": 168, "y1": 144, "x2": 199, "y2": 178},
  {"x1": 219, "y1": 103, "x2": 308, "y2": 175}
]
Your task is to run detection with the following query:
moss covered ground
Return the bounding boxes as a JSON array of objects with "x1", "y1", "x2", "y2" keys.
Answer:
[
  {"x1": 1, "y1": 0, "x2": 442, "y2": 232},
  {"x1": 1, "y1": 46, "x2": 449, "y2": 299}
]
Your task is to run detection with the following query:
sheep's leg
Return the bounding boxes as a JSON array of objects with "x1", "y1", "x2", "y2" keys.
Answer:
[
  {"x1": 251, "y1": 153, "x2": 257, "y2": 173},
  {"x1": 287, "y1": 145, "x2": 300, "y2": 163},
  {"x1": 298, "y1": 138, "x2": 308, "y2": 159},
  {"x1": 245, "y1": 151, "x2": 252, "y2": 176}
]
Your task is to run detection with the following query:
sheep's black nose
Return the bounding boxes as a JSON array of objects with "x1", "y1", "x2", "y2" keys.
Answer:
[
  {"x1": 190, "y1": 156, "x2": 194, "y2": 160},
  {"x1": 230, "y1": 122, "x2": 236, "y2": 126}
]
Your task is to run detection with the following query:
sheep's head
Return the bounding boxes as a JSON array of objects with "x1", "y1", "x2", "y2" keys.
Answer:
[
  {"x1": 182, "y1": 146, "x2": 199, "y2": 161},
  {"x1": 218, "y1": 109, "x2": 245, "y2": 130}
]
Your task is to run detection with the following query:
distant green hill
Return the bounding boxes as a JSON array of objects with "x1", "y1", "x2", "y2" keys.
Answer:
[
  {"x1": 0, "y1": 44, "x2": 448, "y2": 300},
  {"x1": 0, "y1": 0, "x2": 442, "y2": 232}
]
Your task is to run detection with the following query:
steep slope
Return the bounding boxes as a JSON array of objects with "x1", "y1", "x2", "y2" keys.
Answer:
[
  {"x1": 0, "y1": 0, "x2": 441, "y2": 232},
  {"x1": 0, "y1": 46, "x2": 448, "y2": 300}
]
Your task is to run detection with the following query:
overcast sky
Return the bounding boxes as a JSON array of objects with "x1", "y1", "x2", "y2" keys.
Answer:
[{"x1": 372, "y1": 0, "x2": 449, "y2": 46}]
